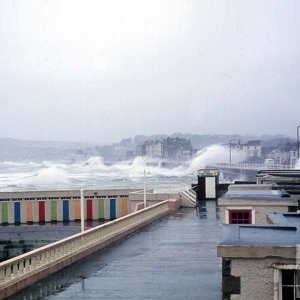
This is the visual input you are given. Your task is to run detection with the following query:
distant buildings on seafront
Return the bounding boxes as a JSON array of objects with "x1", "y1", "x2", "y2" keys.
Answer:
[
  {"x1": 136, "y1": 137, "x2": 193, "y2": 161},
  {"x1": 228, "y1": 140, "x2": 262, "y2": 161},
  {"x1": 91, "y1": 134, "x2": 299, "y2": 164},
  {"x1": 228, "y1": 139, "x2": 298, "y2": 166}
]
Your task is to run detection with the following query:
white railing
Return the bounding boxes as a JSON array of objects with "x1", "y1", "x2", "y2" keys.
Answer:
[
  {"x1": 180, "y1": 189, "x2": 196, "y2": 204},
  {"x1": 130, "y1": 180, "x2": 193, "y2": 194},
  {"x1": 0, "y1": 200, "x2": 170, "y2": 295},
  {"x1": 129, "y1": 181, "x2": 195, "y2": 207},
  {"x1": 217, "y1": 162, "x2": 293, "y2": 170}
]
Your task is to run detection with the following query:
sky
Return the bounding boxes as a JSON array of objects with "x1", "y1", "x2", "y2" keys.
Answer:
[{"x1": 0, "y1": 0, "x2": 300, "y2": 143}]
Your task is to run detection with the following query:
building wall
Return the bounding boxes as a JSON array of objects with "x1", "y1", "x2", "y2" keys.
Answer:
[
  {"x1": 255, "y1": 206, "x2": 291, "y2": 224},
  {"x1": 146, "y1": 143, "x2": 162, "y2": 157},
  {"x1": 228, "y1": 257, "x2": 293, "y2": 300},
  {"x1": 220, "y1": 205, "x2": 291, "y2": 224},
  {"x1": 243, "y1": 145, "x2": 262, "y2": 158}
]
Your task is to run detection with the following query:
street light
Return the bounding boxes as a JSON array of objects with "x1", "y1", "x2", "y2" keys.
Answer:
[
  {"x1": 80, "y1": 189, "x2": 85, "y2": 233},
  {"x1": 143, "y1": 169, "x2": 150, "y2": 208},
  {"x1": 229, "y1": 139, "x2": 238, "y2": 167},
  {"x1": 143, "y1": 169, "x2": 146, "y2": 208},
  {"x1": 297, "y1": 126, "x2": 300, "y2": 159}
]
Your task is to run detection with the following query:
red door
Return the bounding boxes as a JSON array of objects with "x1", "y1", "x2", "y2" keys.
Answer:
[
  {"x1": 39, "y1": 201, "x2": 45, "y2": 223},
  {"x1": 87, "y1": 200, "x2": 93, "y2": 220}
]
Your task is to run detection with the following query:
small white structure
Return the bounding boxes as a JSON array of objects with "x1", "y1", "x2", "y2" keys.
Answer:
[{"x1": 197, "y1": 169, "x2": 220, "y2": 200}]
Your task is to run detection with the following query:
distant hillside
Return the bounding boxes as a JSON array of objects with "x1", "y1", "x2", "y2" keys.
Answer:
[
  {"x1": 0, "y1": 138, "x2": 100, "y2": 162},
  {"x1": 0, "y1": 133, "x2": 295, "y2": 162}
]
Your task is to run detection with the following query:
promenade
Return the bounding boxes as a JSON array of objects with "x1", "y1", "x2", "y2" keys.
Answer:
[{"x1": 10, "y1": 203, "x2": 221, "y2": 300}]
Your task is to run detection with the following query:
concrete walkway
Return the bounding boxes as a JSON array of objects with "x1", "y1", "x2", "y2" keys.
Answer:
[{"x1": 10, "y1": 202, "x2": 221, "y2": 300}]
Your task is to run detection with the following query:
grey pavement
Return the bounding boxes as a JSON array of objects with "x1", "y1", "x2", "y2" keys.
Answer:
[{"x1": 10, "y1": 202, "x2": 221, "y2": 300}]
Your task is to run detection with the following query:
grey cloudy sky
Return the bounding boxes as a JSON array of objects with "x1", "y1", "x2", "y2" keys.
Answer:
[{"x1": 1, "y1": 0, "x2": 300, "y2": 143}]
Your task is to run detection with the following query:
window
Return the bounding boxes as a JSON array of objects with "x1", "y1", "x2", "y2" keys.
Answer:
[
  {"x1": 282, "y1": 269, "x2": 300, "y2": 299},
  {"x1": 229, "y1": 210, "x2": 252, "y2": 224}
]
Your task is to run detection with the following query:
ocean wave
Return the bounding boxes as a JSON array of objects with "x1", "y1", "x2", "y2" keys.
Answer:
[{"x1": 0, "y1": 144, "x2": 231, "y2": 190}]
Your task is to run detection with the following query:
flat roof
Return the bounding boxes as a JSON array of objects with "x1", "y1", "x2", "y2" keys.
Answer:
[
  {"x1": 219, "y1": 224, "x2": 299, "y2": 246},
  {"x1": 218, "y1": 189, "x2": 300, "y2": 205},
  {"x1": 224, "y1": 189, "x2": 290, "y2": 198},
  {"x1": 228, "y1": 184, "x2": 278, "y2": 191},
  {"x1": 218, "y1": 212, "x2": 300, "y2": 258},
  {"x1": 267, "y1": 212, "x2": 300, "y2": 226},
  {"x1": 257, "y1": 169, "x2": 300, "y2": 177}
]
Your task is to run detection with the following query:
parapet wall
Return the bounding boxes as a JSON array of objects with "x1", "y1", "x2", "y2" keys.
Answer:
[{"x1": 129, "y1": 191, "x2": 180, "y2": 213}]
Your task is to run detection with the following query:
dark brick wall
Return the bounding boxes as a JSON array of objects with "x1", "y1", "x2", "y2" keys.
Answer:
[{"x1": 222, "y1": 258, "x2": 240, "y2": 300}]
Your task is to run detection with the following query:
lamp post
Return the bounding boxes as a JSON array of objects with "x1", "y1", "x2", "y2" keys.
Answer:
[
  {"x1": 143, "y1": 169, "x2": 150, "y2": 208},
  {"x1": 143, "y1": 169, "x2": 147, "y2": 208},
  {"x1": 80, "y1": 189, "x2": 85, "y2": 233},
  {"x1": 297, "y1": 126, "x2": 300, "y2": 159},
  {"x1": 229, "y1": 139, "x2": 238, "y2": 167}
]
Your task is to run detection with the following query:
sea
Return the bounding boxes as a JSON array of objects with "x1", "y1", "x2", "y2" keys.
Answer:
[
  {"x1": 0, "y1": 144, "x2": 241, "y2": 262},
  {"x1": 0, "y1": 156, "x2": 196, "y2": 192},
  {"x1": 0, "y1": 145, "x2": 238, "y2": 192}
]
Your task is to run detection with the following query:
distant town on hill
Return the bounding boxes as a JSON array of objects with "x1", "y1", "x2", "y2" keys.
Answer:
[{"x1": 0, "y1": 133, "x2": 298, "y2": 166}]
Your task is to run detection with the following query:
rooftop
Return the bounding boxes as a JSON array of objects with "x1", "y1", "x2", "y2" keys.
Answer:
[
  {"x1": 267, "y1": 212, "x2": 300, "y2": 226},
  {"x1": 224, "y1": 189, "x2": 290, "y2": 198},
  {"x1": 257, "y1": 169, "x2": 300, "y2": 178},
  {"x1": 218, "y1": 212, "x2": 300, "y2": 259},
  {"x1": 219, "y1": 224, "x2": 299, "y2": 247},
  {"x1": 245, "y1": 140, "x2": 262, "y2": 146},
  {"x1": 218, "y1": 189, "x2": 300, "y2": 205},
  {"x1": 228, "y1": 184, "x2": 278, "y2": 191},
  {"x1": 10, "y1": 205, "x2": 221, "y2": 299}
]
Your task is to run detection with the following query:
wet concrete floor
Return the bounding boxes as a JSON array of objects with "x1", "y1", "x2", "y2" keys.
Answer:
[{"x1": 11, "y1": 202, "x2": 221, "y2": 300}]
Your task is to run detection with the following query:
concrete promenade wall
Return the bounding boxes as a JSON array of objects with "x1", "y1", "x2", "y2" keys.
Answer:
[
  {"x1": 129, "y1": 191, "x2": 180, "y2": 213},
  {"x1": 0, "y1": 199, "x2": 180, "y2": 299}
]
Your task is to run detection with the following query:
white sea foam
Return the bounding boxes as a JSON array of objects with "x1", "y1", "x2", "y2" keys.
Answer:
[
  {"x1": 21, "y1": 166, "x2": 71, "y2": 185},
  {"x1": 0, "y1": 144, "x2": 236, "y2": 190}
]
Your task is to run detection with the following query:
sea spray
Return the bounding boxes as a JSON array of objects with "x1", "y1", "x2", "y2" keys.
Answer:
[{"x1": 0, "y1": 144, "x2": 241, "y2": 190}]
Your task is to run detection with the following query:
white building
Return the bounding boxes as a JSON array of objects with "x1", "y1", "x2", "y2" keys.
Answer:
[
  {"x1": 230, "y1": 140, "x2": 262, "y2": 162},
  {"x1": 145, "y1": 141, "x2": 163, "y2": 158}
]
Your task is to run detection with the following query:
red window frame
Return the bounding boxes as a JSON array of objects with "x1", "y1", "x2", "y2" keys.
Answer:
[{"x1": 229, "y1": 209, "x2": 252, "y2": 224}]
